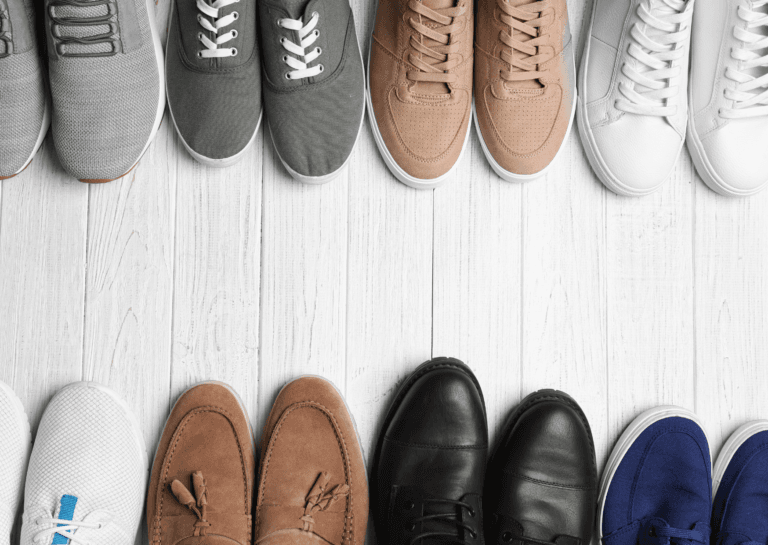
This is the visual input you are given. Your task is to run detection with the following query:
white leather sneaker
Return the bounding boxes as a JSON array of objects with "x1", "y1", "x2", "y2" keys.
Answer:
[
  {"x1": 20, "y1": 383, "x2": 147, "y2": 545},
  {"x1": 0, "y1": 381, "x2": 31, "y2": 545},
  {"x1": 687, "y1": 0, "x2": 768, "y2": 197},
  {"x1": 578, "y1": 0, "x2": 695, "y2": 196}
]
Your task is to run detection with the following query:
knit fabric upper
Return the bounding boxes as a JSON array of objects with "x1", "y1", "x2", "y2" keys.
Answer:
[
  {"x1": 0, "y1": 0, "x2": 47, "y2": 177},
  {"x1": 20, "y1": 383, "x2": 146, "y2": 545},
  {"x1": 44, "y1": 0, "x2": 162, "y2": 180},
  {"x1": 165, "y1": 0, "x2": 261, "y2": 161},
  {"x1": 712, "y1": 431, "x2": 768, "y2": 545},
  {"x1": 602, "y1": 417, "x2": 712, "y2": 545},
  {"x1": 259, "y1": 0, "x2": 363, "y2": 177},
  {"x1": 0, "y1": 382, "x2": 30, "y2": 545}
]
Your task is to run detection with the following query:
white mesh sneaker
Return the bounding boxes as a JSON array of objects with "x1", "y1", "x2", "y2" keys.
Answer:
[
  {"x1": 0, "y1": 381, "x2": 31, "y2": 545},
  {"x1": 20, "y1": 382, "x2": 147, "y2": 545}
]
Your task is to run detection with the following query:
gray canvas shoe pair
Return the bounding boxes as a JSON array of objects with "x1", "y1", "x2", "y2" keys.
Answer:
[
  {"x1": 0, "y1": 0, "x2": 49, "y2": 179},
  {"x1": 45, "y1": 0, "x2": 165, "y2": 182},
  {"x1": 166, "y1": 0, "x2": 263, "y2": 167},
  {"x1": 259, "y1": 0, "x2": 365, "y2": 183}
]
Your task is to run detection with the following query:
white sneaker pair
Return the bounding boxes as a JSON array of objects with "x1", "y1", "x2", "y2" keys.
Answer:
[
  {"x1": 579, "y1": 0, "x2": 768, "y2": 197},
  {"x1": 0, "y1": 382, "x2": 146, "y2": 545}
]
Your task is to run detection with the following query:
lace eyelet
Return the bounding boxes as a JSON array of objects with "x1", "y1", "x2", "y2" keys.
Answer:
[
  {"x1": 285, "y1": 72, "x2": 291, "y2": 79},
  {"x1": 313, "y1": 29, "x2": 319, "y2": 37},
  {"x1": 403, "y1": 500, "x2": 415, "y2": 510},
  {"x1": 283, "y1": 55, "x2": 288, "y2": 61},
  {"x1": 197, "y1": 32, "x2": 203, "y2": 39},
  {"x1": 312, "y1": 10, "x2": 318, "y2": 17},
  {"x1": 502, "y1": 532, "x2": 513, "y2": 542},
  {"x1": 408, "y1": 523, "x2": 417, "y2": 532},
  {"x1": 232, "y1": 11, "x2": 238, "y2": 19},
  {"x1": 469, "y1": 531, "x2": 477, "y2": 539},
  {"x1": 468, "y1": 508, "x2": 476, "y2": 517},
  {"x1": 231, "y1": 47, "x2": 238, "y2": 55},
  {"x1": 231, "y1": 29, "x2": 238, "y2": 38},
  {"x1": 280, "y1": 37, "x2": 286, "y2": 43},
  {"x1": 276, "y1": 18, "x2": 282, "y2": 26},
  {"x1": 318, "y1": 64, "x2": 324, "y2": 72},
  {"x1": 315, "y1": 47, "x2": 321, "y2": 54},
  {"x1": 197, "y1": 51, "x2": 203, "y2": 58}
]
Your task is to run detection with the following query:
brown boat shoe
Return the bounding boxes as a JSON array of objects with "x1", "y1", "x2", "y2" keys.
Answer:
[
  {"x1": 255, "y1": 376, "x2": 368, "y2": 545},
  {"x1": 147, "y1": 382, "x2": 255, "y2": 545}
]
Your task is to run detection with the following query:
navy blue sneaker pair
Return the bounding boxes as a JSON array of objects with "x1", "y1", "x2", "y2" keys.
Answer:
[{"x1": 599, "y1": 407, "x2": 768, "y2": 545}]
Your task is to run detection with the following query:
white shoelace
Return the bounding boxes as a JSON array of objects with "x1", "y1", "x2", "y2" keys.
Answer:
[
  {"x1": 197, "y1": 0, "x2": 240, "y2": 58},
  {"x1": 278, "y1": 12, "x2": 324, "y2": 80},
  {"x1": 33, "y1": 517, "x2": 104, "y2": 545},
  {"x1": 722, "y1": 0, "x2": 768, "y2": 118},
  {"x1": 616, "y1": 0, "x2": 693, "y2": 117}
]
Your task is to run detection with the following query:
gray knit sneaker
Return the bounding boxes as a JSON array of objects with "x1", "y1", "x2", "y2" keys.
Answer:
[
  {"x1": 0, "y1": 0, "x2": 49, "y2": 179},
  {"x1": 259, "y1": 0, "x2": 364, "y2": 183},
  {"x1": 44, "y1": 0, "x2": 164, "y2": 182},
  {"x1": 165, "y1": 0, "x2": 262, "y2": 167}
]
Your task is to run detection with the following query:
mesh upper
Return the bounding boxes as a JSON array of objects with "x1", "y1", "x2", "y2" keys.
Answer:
[
  {"x1": 0, "y1": 383, "x2": 30, "y2": 545},
  {"x1": 47, "y1": 0, "x2": 162, "y2": 180},
  {"x1": 21, "y1": 384, "x2": 146, "y2": 545}
]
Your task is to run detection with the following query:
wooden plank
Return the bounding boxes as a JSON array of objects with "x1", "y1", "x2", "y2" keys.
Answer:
[
  {"x1": 170, "y1": 137, "x2": 263, "y2": 428},
  {"x1": 257, "y1": 134, "x2": 348, "y2": 429},
  {"x1": 694, "y1": 180, "x2": 768, "y2": 452},
  {"x1": 0, "y1": 139, "x2": 87, "y2": 430},
  {"x1": 603, "y1": 152, "x2": 696, "y2": 460},
  {"x1": 431, "y1": 133, "x2": 523, "y2": 438}
]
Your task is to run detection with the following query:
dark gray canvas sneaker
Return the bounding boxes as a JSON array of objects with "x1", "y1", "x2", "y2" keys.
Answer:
[
  {"x1": 259, "y1": 0, "x2": 364, "y2": 183},
  {"x1": 166, "y1": 0, "x2": 262, "y2": 167},
  {"x1": 43, "y1": 0, "x2": 165, "y2": 182},
  {"x1": 0, "y1": 0, "x2": 49, "y2": 179}
]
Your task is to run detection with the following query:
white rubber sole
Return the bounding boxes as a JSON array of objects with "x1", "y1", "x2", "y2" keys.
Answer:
[
  {"x1": 0, "y1": 380, "x2": 31, "y2": 447},
  {"x1": 55, "y1": 382, "x2": 148, "y2": 470},
  {"x1": 473, "y1": 85, "x2": 577, "y2": 183},
  {"x1": 6, "y1": 98, "x2": 50, "y2": 179},
  {"x1": 365, "y1": 42, "x2": 471, "y2": 189},
  {"x1": 712, "y1": 420, "x2": 768, "y2": 498},
  {"x1": 597, "y1": 405, "x2": 709, "y2": 540},
  {"x1": 685, "y1": 118, "x2": 767, "y2": 198}
]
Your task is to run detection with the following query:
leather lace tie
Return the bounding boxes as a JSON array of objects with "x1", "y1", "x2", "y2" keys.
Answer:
[
  {"x1": 409, "y1": 498, "x2": 477, "y2": 545},
  {"x1": 170, "y1": 471, "x2": 212, "y2": 536},
  {"x1": 301, "y1": 472, "x2": 349, "y2": 533}
]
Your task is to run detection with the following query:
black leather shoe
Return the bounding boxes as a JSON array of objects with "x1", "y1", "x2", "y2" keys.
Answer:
[
  {"x1": 373, "y1": 357, "x2": 488, "y2": 545},
  {"x1": 485, "y1": 390, "x2": 597, "y2": 545}
]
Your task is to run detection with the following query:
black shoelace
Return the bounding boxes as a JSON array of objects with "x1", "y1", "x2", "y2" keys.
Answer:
[
  {"x1": 47, "y1": 0, "x2": 120, "y2": 57},
  {"x1": 408, "y1": 498, "x2": 477, "y2": 545}
]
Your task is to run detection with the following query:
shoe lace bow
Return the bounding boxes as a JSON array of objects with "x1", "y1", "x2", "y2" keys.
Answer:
[
  {"x1": 722, "y1": 0, "x2": 768, "y2": 118},
  {"x1": 407, "y1": 498, "x2": 477, "y2": 545},
  {"x1": 616, "y1": 0, "x2": 693, "y2": 117}
]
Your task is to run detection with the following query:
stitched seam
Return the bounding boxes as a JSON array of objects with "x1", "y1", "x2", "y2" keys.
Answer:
[
  {"x1": 383, "y1": 436, "x2": 488, "y2": 449},
  {"x1": 502, "y1": 471, "x2": 596, "y2": 490}
]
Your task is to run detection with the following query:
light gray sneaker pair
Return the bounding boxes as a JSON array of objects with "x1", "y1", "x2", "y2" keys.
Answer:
[{"x1": 0, "y1": 0, "x2": 164, "y2": 182}]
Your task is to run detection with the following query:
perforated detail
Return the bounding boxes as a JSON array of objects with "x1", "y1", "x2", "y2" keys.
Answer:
[
  {"x1": 0, "y1": 383, "x2": 30, "y2": 545},
  {"x1": 486, "y1": 86, "x2": 561, "y2": 155}
]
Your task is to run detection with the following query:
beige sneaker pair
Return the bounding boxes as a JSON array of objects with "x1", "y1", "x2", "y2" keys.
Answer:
[{"x1": 367, "y1": 0, "x2": 576, "y2": 188}]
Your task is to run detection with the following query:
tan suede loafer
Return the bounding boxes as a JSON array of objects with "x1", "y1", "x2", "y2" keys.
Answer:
[
  {"x1": 255, "y1": 376, "x2": 368, "y2": 545},
  {"x1": 148, "y1": 382, "x2": 255, "y2": 545}
]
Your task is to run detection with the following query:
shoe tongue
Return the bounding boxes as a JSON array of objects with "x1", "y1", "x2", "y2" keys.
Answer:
[
  {"x1": 278, "y1": 0, "x2": 312, "y2": 21},
  {"x1": 410, "y1": 0, "x2": 456, "y2": 96},
  {"x1": 500, "y1": 0, "x2": 543, "y2": 90},
  {"x1": 743, "y1": 1, "x2": 768, "y2": 82}
]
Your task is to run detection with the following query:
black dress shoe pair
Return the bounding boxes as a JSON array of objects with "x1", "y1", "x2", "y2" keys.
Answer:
[{"x1": 372, "y1": 358, "x2": 598, "y2": 545}]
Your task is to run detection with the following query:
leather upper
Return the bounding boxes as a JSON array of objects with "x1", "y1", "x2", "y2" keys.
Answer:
[
  {"x1": 374, "y1": 358, "x2": 488, "y2": 545},
  {"x1": 485, "y1": 392, "x2": 597, "y2": 545},
  {"x1": 147, "y1": 383, "x2": 255, "y2": 545},
  {"x1": 255, "y1": 377, "x2": 368, "y2": 545}
]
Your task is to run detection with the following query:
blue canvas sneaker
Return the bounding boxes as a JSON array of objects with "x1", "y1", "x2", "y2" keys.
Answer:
[
  {"x1": 712, "y1": 421, "x2": 768, "y2": 545},
  {"x1": 598, "y1": 407, "x2": 712, "y2": 545}
]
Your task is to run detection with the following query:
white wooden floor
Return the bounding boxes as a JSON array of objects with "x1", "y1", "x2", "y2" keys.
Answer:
[{"x1": 1, "y1": 0, "x2": 768, "y2": 527}]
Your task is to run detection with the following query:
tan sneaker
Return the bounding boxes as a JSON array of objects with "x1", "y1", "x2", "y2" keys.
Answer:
[
  {"x1": 367, "y1": 0, "x2": 474, "y2": 188},
  {"x1": 474, "y1": 0, "x2": 576, "y2": 181}
]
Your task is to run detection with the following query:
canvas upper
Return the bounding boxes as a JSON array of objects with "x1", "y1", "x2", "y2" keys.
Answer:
[
  {"x1": 474, "y1": 0, "x2": 575, "y2": 179},
  {"x1": 260, "y1": 0, "x2": 364, "y2": 182},
  {"x1": 0, "y1": 381, "x2": 31, "y2": 545},
  {"x1": 578, "y1": 0, "x2": 694, "y2": 196},
  {"x1": 712, "y1": 429, "x2": 768, "y2": 545},
  {"x1": 20, "y1": 383, "x2": 147, "y2": 545},
  {"x1": 687, "y1": 0, "x2": 768, "y2": 197},
  {"x1": 166, "y1": 0, "x2": 261, "y2": 165},
  {"x1": 43, "y1": 0, "x2": 163, "y2": 181},
  {"x1": 601, "y1": 416, "x2": 712, "y2": 545},
  {"x1": 0, "y1": 0, "x2": 48, "y2": 179},
  {"x1": 368, "y1": 0, "x2": 474, "y2": 185}
]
